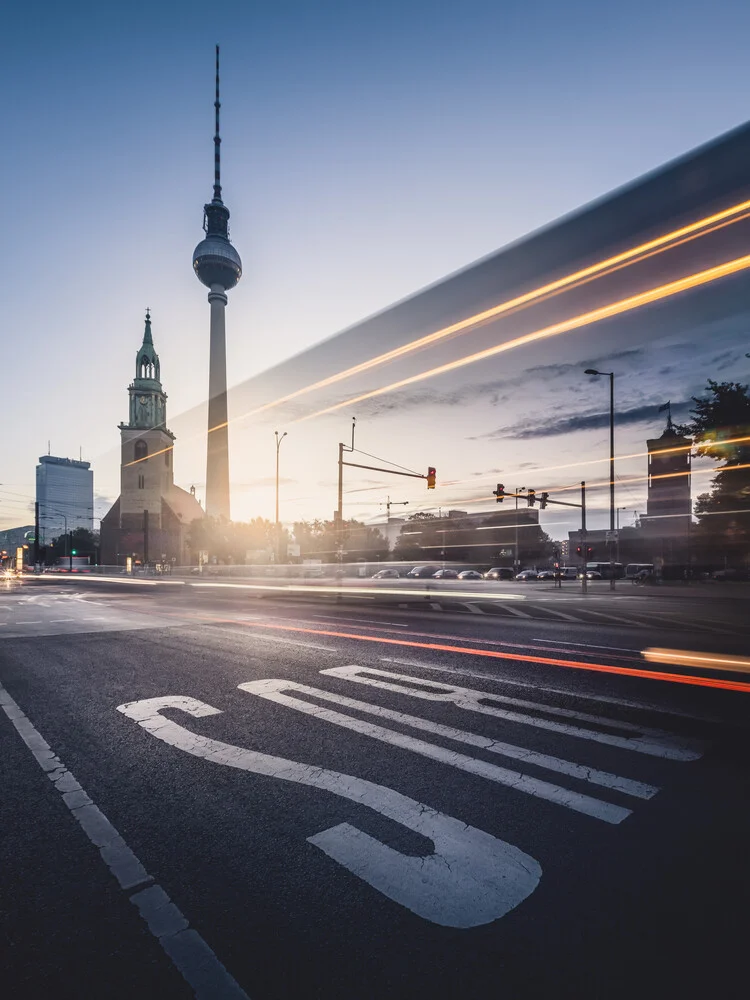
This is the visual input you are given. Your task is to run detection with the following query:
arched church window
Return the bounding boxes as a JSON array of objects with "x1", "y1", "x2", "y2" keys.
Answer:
[{"x1": 135, "y1": 440, "x2": 148, "y2": 463}]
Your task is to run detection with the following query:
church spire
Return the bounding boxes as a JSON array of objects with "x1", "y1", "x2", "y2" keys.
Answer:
[{"x1": 142, "y1": 308, "x2": 153, "y2": 347}]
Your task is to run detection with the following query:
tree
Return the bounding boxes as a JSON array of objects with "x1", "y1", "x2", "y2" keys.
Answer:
[
  {"x1": 48, "y1": 528, "x2": 98, "y2": 564},
  {"x1": 293, "y1": 519, "x2": 388, "y2": 563},
  {"x1": 187, "y1": 517, "x2": 283, "y2": 564},
  {"x1": 682, "y1": 380, "x2": 750, "y2": 566}
]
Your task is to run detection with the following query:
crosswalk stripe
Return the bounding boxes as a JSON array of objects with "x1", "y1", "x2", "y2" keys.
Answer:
[
  {"x1": 496, "y1": 604, "x2": 533, "y2": 618},
  {"x1": 529, "y1": 606, "x2": 584, "y2": 622}
]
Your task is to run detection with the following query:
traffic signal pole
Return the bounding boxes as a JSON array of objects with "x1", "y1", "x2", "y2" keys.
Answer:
[{"x1": 581, "y1": 480, "x2": 587, "y2": 595}]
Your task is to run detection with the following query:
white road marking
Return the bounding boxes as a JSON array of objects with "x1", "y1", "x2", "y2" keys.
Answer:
[
  {"x1": 376, "y1": 657, "x2": 722, "y2": 723},
  {"x1": 246, "y1": 677, "x2": 657, "y2": 801},
  {"x1": 244, "y1": 632, "x2": 338, "y2": 652},
  {"x1": 582, "y1": 609, "x2": 654, "y2": 627},
  {"x1": 322, "y1": 666, "x2": 702, "y2": 761},
  {"x1": 534, "y1": 639, "x2": 640, "y2": 653},
  {"x1": 430, "y1": 602, "x2": 442, "y2": 610},
  {"x1": 15, "y1": 620, "x2": 42, "y2": 624},
  {"x1": 533, "y1": 606, "x2": 584, "y2": 622},
  {"x1": 50, "y1": 618, "x2": 76, "y2": 623},
  {"x1": 0, "y1": 682, "x2": 248, "y2": 1000},
  {"x1": 498, "y1": 605, "x2": 532, "y2": 618},
  {"x1": 118, "y1": 695, "x2": 541, "y2": 928},
  {"x1": 460, "y1": 603, "x2": 484, "y2": 614},
  {"x1": 313, "y1": 614, "x2": 409, "y2": 627},
  {"x1": 240, "y1": 679, "x2": 632, "y2": 823}
]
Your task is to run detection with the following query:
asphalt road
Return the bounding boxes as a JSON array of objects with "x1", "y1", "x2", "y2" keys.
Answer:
[{"x1": 1, "y1": 579, "x2": 749, "y2": 999}]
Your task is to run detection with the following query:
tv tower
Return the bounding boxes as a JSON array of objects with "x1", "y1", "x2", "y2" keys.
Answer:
[{"x1": 192, "y1": 45, "x2": 242, "y2": 519}]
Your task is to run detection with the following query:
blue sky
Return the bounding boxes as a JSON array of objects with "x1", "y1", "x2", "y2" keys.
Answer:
[{"x1": 2, "y1": 0, "x2": 750, "y2": 532}]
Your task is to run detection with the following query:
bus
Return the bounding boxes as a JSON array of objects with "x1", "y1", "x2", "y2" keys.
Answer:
[{"x1": 585, "y1": 561, "x2": 624, "y2": 579}]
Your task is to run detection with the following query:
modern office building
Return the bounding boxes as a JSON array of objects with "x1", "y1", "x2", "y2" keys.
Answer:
[{"x1": 36, "y1": 455, "x2": 93, "y2": 542}]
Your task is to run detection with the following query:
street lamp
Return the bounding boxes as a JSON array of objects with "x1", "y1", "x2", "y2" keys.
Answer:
[
  {"x1": 584, "y1": 369, "x2": 616, "y2": 590},
  {"x1": 274, "y1": 431, "x2": 288, "y2": 564}
]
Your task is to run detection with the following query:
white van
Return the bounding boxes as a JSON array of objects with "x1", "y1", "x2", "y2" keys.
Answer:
[{"x1": 558, "y1": 566, "x2": 579, "y2": 580}]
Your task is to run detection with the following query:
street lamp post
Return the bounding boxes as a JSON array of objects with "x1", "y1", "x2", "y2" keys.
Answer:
[
  {"x1": 274, "y1": 431, "x2": 287, "y2": 564},
  {"x1": 584, "y1": 369, "x2": 616, "y2": 590}
]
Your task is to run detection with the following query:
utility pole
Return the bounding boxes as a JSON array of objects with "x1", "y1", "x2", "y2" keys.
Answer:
[
  {"x1": 580, "y1": 481, "x2": 587, "y2": 595},
  {"x1": 584, "y1": 368, "x2": 616, "y2": 589},
  {"x1": 143, "y1": 509, "x2": 149, "y2": 567},
  {"x1": 34, "y1": 501, "x2": 40, "y2": 571},
  {"x1": 514, "y1": 487, "x2": 526, "y2": 574},
  {"x1": 274, "y1": 431, "x2": 287, "y2": 564}
]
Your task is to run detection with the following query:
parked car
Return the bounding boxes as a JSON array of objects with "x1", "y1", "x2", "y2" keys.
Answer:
[
  {"x1": 712, "y1": 568, "x2": 748, "y2": 581},
  {"x1": 406, "y1": 565, "x2": 441, "y2": 579},
  {"x1": 483, "y1": 566, "x2": 515, "y2": 581},
  {"x1": 515, "y1": 570, "x2": 538, "y2": 581},
  {"x1": 536, "y1": 569, "x2": 556, "y2": 581},
  {"x1": 432, "y1": 568, "x2": 458, "y2": 579},
  {"x1": 371, "y1": 568, "x2": 400, "y2": 579},
  {"x1": 457, "y1": 570, "x2": 483, "y2": 580}
]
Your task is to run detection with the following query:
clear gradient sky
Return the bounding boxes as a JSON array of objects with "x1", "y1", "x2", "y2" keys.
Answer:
[{"x1": 2, "y1": 0, "x2": 750, "y2": 533}]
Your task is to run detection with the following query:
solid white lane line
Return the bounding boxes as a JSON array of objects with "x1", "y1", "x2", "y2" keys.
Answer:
[
  {"x1": 240, "y1": 679, "x2": 632, "y2": 824},
  {"x1": 533, "y1": 607, "x2": 584, "y2": 622},
  {"x1": 582, "y1": 609, "x2": 652, "y2": 627},
  {"x1": 499, "y1": 605, "x2": 532, "y2": 618},
  {"x1": 15, "y1": 620, "x2": 42, "y2": 624},
  {"x1": 322, "y1": 666, "x2": 702, "y2": 761},
  {"x1": 298, "y1": 679, "x2": 656, "y2": 799},
  {"x1": 312, "y1": 614, "x2": 409, "y2": 627},
  {"x1": 534, "y1": 639, "x2": 640, "y2": 653},
  {"x1": 238, "y1": 631, "x2": 337, "y2": 652},
  {"x1": 376, "y1": 657, "x2": 722, "y2": 723},
  {"x1": 0, "y1": 681, "x2": 248, "y2": 1000}
]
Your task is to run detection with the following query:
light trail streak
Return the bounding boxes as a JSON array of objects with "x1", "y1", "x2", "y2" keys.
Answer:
[
  {"x1": 644, "y1": 649, "x2": 750, "y2": 675},
  {"x1": 212, "y1": 618, "x2": 750, "y2": 694},
  {"x1": 441, "y1": 435, "x2": 750, "y2": 489},
  {"x1": 124, "y1": 199, "x2": 750, "y2": 468},
  {"x1": 452, "y1": 461, "x2": 750, "y2": 508},
  {"x1": 295, "y1": 254, "x2": 750, "y2": 423}
]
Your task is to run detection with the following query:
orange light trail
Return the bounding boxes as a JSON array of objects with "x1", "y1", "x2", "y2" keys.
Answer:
[
  {"x1": 441, "y1": 435, "x2": 750, "y2": 489},
  {"x1": 295, "y1": 254, "x2": 750, "y2": 423},
  {"x1": 119, "y1": 198, "x2": 750, "y2": 467},
  {"x1": 644, "y1": 649, "x2": 750, "y2": 675},
  {"x1": 215, "y1": 618, "x2": 750, "y2": 694},
  {"x1": 226, "y1": 199, "x2": 750, "y2": 427}
]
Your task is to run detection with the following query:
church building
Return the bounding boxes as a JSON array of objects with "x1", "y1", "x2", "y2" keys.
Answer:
[{"x1": 100, "y1": 312, "x2": 205, "y2": 566}]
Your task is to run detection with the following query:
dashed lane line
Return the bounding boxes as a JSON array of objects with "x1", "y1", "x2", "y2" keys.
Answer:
[{"x1": 0, "y1": 680, "x2": 249, "y2": 1000}]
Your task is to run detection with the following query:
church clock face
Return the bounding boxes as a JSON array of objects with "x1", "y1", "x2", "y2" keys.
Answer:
[{"x1": 139, "y1": 396, "x2": 148, "y2": 406}]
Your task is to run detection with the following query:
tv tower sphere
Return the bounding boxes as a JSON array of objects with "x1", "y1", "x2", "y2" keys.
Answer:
[{"x1": 192, "y1": 231, "x2": 242, "y2": 290}]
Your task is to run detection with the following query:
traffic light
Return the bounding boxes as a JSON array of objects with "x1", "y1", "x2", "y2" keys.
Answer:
[
  {"x1": 586, "y1": 545, "x2": 594, "y2": 557},
  {"x1": 576, "y1": 545, "x2": 583, "y2": 556},
  {"x1": 527, "y1": 489, "x2": 536, "y2": 507},
  {"x1": 539, "y1": 492, "x2": 549, "y2": 509},
  {"x1": 427, "y1": 467, "x2": 436, "y2": 489},
  {"x1": 71, "y1": 549, "x2": 77, "y2": 556},
  {"x1": 492, "y1": 483, "x2": 505, "y2": 503}
]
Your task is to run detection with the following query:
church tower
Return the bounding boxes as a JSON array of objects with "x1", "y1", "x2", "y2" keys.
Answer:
[
  {"x1": 100, "y1": 311, "x2": 204, "y2": 566},
  {"x1": 118, "y1": 309, "x2": 175, "y2": 518}
]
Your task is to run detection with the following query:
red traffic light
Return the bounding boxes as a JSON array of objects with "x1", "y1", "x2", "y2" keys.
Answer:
[
  {"x1": 427, "y1": 467, "x2": 436, "y2": 489},
  {"x1": 493, "y1": 483, "x2": 505, "y2": 503}
]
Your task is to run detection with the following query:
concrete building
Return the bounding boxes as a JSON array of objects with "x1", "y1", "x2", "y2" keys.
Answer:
[
  {"x1": 192, "y1": 46, "x2": 242, "y2": 520},
  {"x1": 100, "y1": 312, "x2": 204, "y2": 566},
  {"x1": 36, "y1": 455, "x2": 93, "y2": 542},
  {"x1": 640, "y1": 413, "x2": 692, "y2": 565}
]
